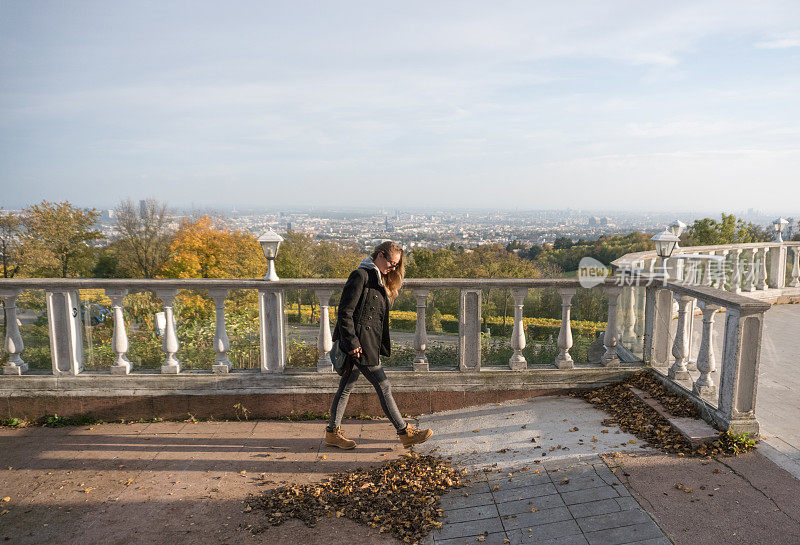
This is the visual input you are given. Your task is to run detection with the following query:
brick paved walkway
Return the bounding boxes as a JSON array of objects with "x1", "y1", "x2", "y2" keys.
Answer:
[{"x1": 430, "y1": 456, "x2": 667, "y2": 545}]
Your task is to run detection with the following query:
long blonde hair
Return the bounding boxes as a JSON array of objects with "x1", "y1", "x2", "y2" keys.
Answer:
[{"x1": 371, "y1": 241, "x2": 405, "y2": 304}]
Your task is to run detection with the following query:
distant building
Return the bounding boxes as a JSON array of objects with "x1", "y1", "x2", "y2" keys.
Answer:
[{"x1": 139, "y1": 200, "x2": 147, "y2": 219}]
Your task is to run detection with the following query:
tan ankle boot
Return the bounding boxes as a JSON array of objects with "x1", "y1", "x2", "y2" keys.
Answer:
[
  {"x1": 399, "y1": 424, "x2": 433, "y2": 448},
  {"x1": 325, "y1": 427, "x2": 356, "y2": 449}
]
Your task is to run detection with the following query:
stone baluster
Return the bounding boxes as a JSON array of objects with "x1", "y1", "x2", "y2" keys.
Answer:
[
  {"x1": 791, "y1": 247, "x2": 800, "y2": 287},
  {"x1": 668, "y1": 295, "x2": 693, "y2": 381},
  {"x1": 209, "y1": 289, "x2": 232, "y2": 373},
  {"x1": 602, "y1": 286, "x2": 621, "y2": 367},
  {"x1": 633, "y1": 286, "x2": 646, "y2": 358},
  {"x1": 756, "y1": 248, "x2": 769, "y2": 290},
  {"x1": 693, "y1": 303, "x2": 721, "y2": 399},
  {"x1": 315, "y1": 289, "x2": 334, "y2": 373},
  {"x1": 742, "y1": 249, "x2": 756, "y2": 292},
  {"x1": 508, "y1": 288, "x2": 528, "y2": 370},
  {"x1": 714, "y1": 250, "x2": 728, "y2": 289},
  {"x1": 1, "y1": 289, "x2": 27, "y2": 375},
  {"x1": 412, "y1": 289, "x2": 430, "y2": 372},
  {"x1": 554, "y1": 288, "x2": 575, "y2": 369},
  {"x1": 621, "y1": 287, "x2": 637, "y2": 347},
  {"x1": 701, "y1": 254, "x2": 713, "y2": 287},
  {"x1": 729, "y1": 249, "x2": 742, "y2": 293},
  {"x1": 106, "y1": 289, "x2": 132, "y2": 375},
  {"x1": 155, "y1": 289, "x2": 181, "y2": 374}
]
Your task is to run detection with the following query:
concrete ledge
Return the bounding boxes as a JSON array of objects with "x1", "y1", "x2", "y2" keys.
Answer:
[
  {"x1": 629, "y1": 386, "x2": 719, "y2": 446},
  {"x1": 0, "y1": 366, "x2": 643, "y2": 421}
]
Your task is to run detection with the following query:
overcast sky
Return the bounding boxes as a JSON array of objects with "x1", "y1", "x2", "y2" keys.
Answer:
[{"x1": 1, "y1": 1, "x2": 799, "y2": 212}]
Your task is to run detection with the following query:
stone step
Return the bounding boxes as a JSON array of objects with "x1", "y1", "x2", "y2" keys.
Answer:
[{"x1": 629, "y1": 386, "x2": 719, "y2": 446}]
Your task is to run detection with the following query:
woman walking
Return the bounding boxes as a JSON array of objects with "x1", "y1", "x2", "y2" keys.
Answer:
[{"x1": 325, "y1": 241, "x2": 433, "y2": 450}]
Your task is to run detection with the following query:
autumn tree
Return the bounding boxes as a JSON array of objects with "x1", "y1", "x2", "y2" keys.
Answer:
[
  {"x1": 0, "y1": 208, "x2": 23, "y2": 278},
  {"x1": 20, "y1": 200, "x2": 102, "y2": 278},
  {"x1": 160, "y1": 216, "x2": 266, "y2": 279},
  {"x1": 113, "y1": 198, "x2": 174, "y2": 278}
]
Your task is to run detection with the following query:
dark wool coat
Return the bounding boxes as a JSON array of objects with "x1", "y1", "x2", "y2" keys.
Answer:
[{"x1": 333, "y1": 267, "x2": 390, "y2": 366}]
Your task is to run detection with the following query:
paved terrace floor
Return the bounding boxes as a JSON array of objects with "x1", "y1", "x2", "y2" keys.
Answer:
[{"x1": 3, "y1": 394, "x2": 800, "y2": 545}]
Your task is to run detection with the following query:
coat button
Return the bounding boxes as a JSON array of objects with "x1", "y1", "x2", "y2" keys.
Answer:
[
  {"x1": 365, "y1": 326, "x2": 371, "y2": 330},
  {"x1": 370, "y1": 306, "x2": 375, "y2": 310}
]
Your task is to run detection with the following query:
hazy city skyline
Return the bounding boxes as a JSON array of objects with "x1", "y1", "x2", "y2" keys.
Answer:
[{"x1": 2, "y1": 1, "x2": 799, "y2": 211}]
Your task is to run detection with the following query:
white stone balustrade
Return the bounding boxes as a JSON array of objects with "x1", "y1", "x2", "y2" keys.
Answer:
[
  {"x1": 0, "y1": 267, "x2": 782, "y2": 436},
  {"x1": 791, "y1": 247, "x2": 800, "y2": 288},
  {"x1": 613, "y1": 241, "x2": 800, "y2": 296}
]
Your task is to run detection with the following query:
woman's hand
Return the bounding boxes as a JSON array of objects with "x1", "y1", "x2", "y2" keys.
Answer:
[{"x1": 349, "y1": 347, "x2": 363, "y2": 358}]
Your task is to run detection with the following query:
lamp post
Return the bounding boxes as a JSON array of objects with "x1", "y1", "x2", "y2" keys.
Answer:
[
  {"x1": 669, "y1": 220, "x2": 686, "y2": 249},
  {"x1": 773, "y1": 217, "x2": 789, "y2": 243},
  {"x1": 258, "y1": 230, "x2": 284, "y2": 281},
  {"x1": 652, "y1": 229, "x2": 680, "y2": 279}
]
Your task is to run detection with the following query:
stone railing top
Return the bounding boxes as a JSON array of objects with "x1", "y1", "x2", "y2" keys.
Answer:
[
  {"x1": 612, "y1": 240, "x2": 800, "y2": 268},
  {"x1": 0, "y1": 277, "x2": 607, "y2": 292},
  {"x1": 665, "y1": 281, "x2": 772, "y2": 312}
]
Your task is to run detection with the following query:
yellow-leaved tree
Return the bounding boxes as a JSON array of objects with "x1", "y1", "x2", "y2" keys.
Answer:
[{"x1": 160, "y1": 216, "x2": 266, "y2": 279}]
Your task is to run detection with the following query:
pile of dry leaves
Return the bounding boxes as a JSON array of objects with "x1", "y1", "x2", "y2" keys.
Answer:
[
  {"x1": 574, "y1": 371, "x2": 753, "y2": 458},
  {"x1": 249, "y1": 453, "x2": 463, "y2": 544}
]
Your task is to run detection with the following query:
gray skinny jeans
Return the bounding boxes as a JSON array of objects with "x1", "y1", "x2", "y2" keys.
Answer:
[{"x1": 327, "y1": 360, "x2": 407, "y2": 433}]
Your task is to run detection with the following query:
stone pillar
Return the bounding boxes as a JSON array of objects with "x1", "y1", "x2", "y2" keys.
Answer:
[
  {"x1": 106, "y1": 289, "x2": 132, "y2": 375},
  {"x1": 602, "y1": 286, "x2": 621, "y2": 367},
  {"x1": 155, "y1": 289, "x2": 180, "y2": 374},
  {"x1": 790, "y1": 247, "x2": 800, "y2": 287},
  {"x1": 668, "y1": 295, "x2": 693, "y2": 381},
  {"x1": 729, "y1": 249, "x2": 742, "y2": 293},
  {"x1": 742, "y1": 249, "x2": 756, "y2": 292},
  {"x1": 45, "y1": 290, "x2": 84, "y2": 376},
  {"x1": 756, "y1": 248, "x2": 768, "y2": 290},
  {"x1": 258, "y1": 288, "x2": 286, "y2": 373},
  {"x1": 0, "y1": 289, "x2": 27, "y2": 375},
  {"x1": 643, "y1": 286, "x2": 672, "y2": 367},
  {"x1": 315, "y1": 289, "x2": 334, "y2": 373},
  {"x1": 693, "y1": 303, "x2": 721, "y2": 400},
  {"x1": 459, "y1": 288, "x2": 482, "y2": 371},
  {"x1": 554, "y1": 288, "x2": 575, "y2": 369},
  {"x1": 718, "y1": 306, "x2": 768, "y2": 435},
  {"x1": 412, "y1": 289, "x2": 430, "y2": 372},
  {"x1": 768, "y1": 245, "x2": 787, "y2": 289},
  {"x1": 209, "y1": 289, "x2": 232, "y2": 374}
]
